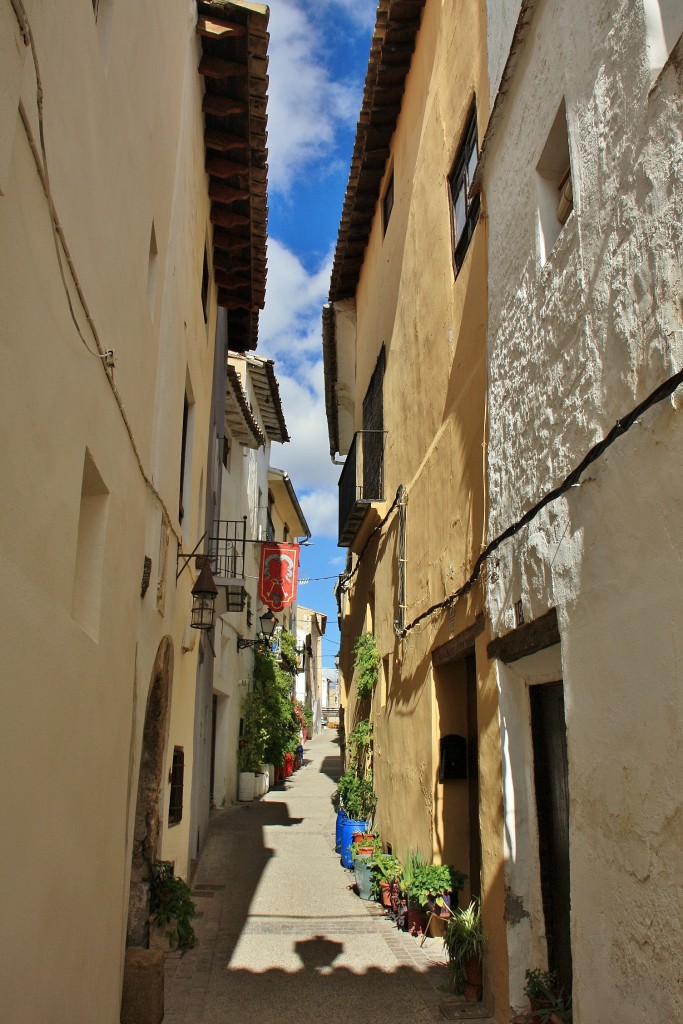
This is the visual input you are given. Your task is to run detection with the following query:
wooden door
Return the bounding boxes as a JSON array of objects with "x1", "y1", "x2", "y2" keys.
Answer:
[{"x1": 530, "y1": 681, "x2": 572, "y2": 996}]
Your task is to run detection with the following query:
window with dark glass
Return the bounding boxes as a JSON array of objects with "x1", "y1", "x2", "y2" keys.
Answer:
[
  {"x1": 382, "y1": 171, "x2": 394, "y2": 235},
  {"x1": 168, "y1": 747, "x2": 184, "y2": 825},
  {"x1": 449, "y1": 104, "x2": 480, "y2": 273}
]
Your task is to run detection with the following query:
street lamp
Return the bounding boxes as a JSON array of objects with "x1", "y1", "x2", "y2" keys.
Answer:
[
  {"x1": 237, "y1": 609, "x2": 279, "y2": 650},
  {"x1": 190, "y1": 560, "x2": 218, "y2": 631}
]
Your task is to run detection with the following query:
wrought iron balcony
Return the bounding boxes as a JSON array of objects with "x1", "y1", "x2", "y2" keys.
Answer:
[
  {"x1": 338, "y1": 430, "x2": 386, "y2": 546},
  {"x1": 209, "y1": 518, "x2": 247, "y2": 581}
]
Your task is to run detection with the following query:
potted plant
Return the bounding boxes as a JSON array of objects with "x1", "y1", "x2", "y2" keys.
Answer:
[
  {"x1": 370, "y1": 853, "x2": 402, "y2": 907},
  {"x1": 148, "y1": 860, "x2": 197, "y2": 951},
  {"x1": 444, "y1": 900, "x2": 485, "y2": 1001},
  {"x1": 523, "y1": 969, "x2": 572, "y2": 1023},
  {"x1": 410, "y1": 863, "x2": 467, "y2": 917}
]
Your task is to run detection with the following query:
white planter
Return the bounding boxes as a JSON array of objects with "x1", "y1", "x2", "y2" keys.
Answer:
[
  {"x1": 238, "y1": 771, "x2": 255, "y2": 801},
  {"x1": 257, "y1": 772, "x2": 268, "y2": 797},
  {"x1": 260, "y1": 764, "x2": 272, "y2": 792}
]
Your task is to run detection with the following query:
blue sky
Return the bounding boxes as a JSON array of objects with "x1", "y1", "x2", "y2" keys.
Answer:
[{"x1": 258, "y1": 0, "x2": 377, "y2": 677}]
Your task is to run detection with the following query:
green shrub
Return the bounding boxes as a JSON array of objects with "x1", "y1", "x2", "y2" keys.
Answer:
[
  {"x1": 148, "y1": 860, "x2": 197, "y2": 950},
  {"x1": 353, "y1": 633, "x2": 380, "y2": 700}
]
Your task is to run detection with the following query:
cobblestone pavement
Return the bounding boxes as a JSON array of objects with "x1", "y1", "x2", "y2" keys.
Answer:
[{"x1": 163, "y1": 731, "x2": 495, "y2": 1024}]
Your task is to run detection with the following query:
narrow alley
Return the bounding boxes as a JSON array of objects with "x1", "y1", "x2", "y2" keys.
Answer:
[{"x1": 163, "y1": 731, "x2": 494, "y2": 1024}]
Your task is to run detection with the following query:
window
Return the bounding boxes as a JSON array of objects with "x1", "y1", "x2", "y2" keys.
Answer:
[
  {"x1": 178, "y1": 377, "x2": 195, "y2": 526},
  {"x1": 201, "y1": 245, "x2": 209, "y2": 323},
  {"x1": 147, "y1": 222, "x2": 158, "y2": 316},
  {"x1": 536, "y1": 99, "x2": 573, "y2": 265},
  {"x1": 449, "y1": 104, "x2": 480, "y2": 273},
  {"x1": 382, "y1": 171, "x2": 394, "y2": 235},
  {"x1": 168, "y1": 747, "x2": 184, "y2": 825},
  {"x1": 362, "y1": 347, "x2": 385, "y2": 500},
  {"x1": 72, "y1": 449, "x2": 109, "y2": 640}
]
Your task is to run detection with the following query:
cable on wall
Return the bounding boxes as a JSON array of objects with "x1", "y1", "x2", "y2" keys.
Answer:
[
  {"x1": 338, "y1": 486, "x2": 402, "y2": 593},
  {"x1": 11, "y1": 0, "x2": 182, "y2": 545},
  {"x1": 394, "y1": 365, "x2": 683, "y2": 639}
]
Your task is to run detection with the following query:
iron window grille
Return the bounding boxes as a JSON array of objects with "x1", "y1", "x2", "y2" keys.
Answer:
[
  {"x1": 449, "y1": 103, "x2": 480, "y2": 273},
  {"x1": 168, "y1": 747, "x2": 184, "y2": 825}
]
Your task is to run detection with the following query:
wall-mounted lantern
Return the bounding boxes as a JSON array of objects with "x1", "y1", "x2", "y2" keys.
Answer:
[{"x1": 190, "y1": 560, "x2": 218, "y2": 631}]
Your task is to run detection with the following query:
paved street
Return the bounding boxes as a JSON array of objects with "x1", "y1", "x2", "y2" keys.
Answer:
[{"x1": 163, "y1": 731, "x2": 495, "y2": 1024}]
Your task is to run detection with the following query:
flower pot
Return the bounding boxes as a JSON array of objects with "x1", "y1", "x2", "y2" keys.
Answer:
[
  {"x1": 406, "y1": 907, "x2": 428, "y2": 935},
  {"x1": 340, "y1": 818, "x2": 366, "y2": 868},
  {"x1": 238, "y1": 771, "x2": 255, "y2": 801},
  {"x1": 379, "y1": 881, "x2": 393, "y2": 908},
  {"x1": 335, "y1": 808, "x2": 347, "y2": 852},
  {"x1": 354, "y1": 857, "x2": 374, "y2": 900},
  {"x1": 352, "y1": 830, "x2": 374, "y2": 845},
  {"x1": 427, "y1": 890, "x2": 452, "y2": 918},
  {"x1": 464, "y1": 954, "x2": 483, "y2": 1002}
]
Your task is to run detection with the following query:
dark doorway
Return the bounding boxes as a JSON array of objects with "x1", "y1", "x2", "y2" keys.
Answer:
[
  {"x1": 434, "y1": 650, "x2": 482, "y2": 903},
  {"x1": 530, "y1": 681, "x2": 572, "y2": 996},
  {"x1": 210, "y1": 694, "x2": 218, "y2": 806},
  {"x1": 465, "y1": 654, "x2": 481, "y2": 899}
]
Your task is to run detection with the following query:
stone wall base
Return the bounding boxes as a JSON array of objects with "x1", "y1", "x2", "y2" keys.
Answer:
[{"x1": 120, "y1": 947, "x2": 164, "y2": 1024}]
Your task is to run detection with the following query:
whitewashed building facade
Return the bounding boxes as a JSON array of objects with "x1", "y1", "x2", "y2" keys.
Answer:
[{"x1": 481, "y1": 1, "x2": 683, "y2": 1020}]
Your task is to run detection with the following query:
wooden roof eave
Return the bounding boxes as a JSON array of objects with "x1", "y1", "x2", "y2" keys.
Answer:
[
  {"x1": 198, "y1": 0, "x2": 270, "y2": 351},
  {"x1": 328, "y1": 0, "x2": 426, "y2": 304}
]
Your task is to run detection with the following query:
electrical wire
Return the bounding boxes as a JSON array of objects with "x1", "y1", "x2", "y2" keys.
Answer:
[
  {"x1": 395, "y1": 365, "x2": 683, "y2": 639},
  {"x1": 338, "y1": 487, "x2": 402, "y2": 593}
]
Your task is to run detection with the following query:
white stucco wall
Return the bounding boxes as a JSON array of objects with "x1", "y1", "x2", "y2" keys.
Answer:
[
  {"x1": 484, "y1": 1, "x2": 683, "y2": 1019},
  {"x1": 0, "y1": 1, "x2": 217, "y2": 1020}
]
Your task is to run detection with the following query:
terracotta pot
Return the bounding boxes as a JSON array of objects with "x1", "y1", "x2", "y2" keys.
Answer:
[
  {"x1": 352, "y1": 831, "x2": 374, "y2": 845},
  {"x1": 406, "y1": 907, "x2": 428, "y2": 935},
  {"x1": 463, "y1": 954, "x2": 482, "y2": 1002},
  {"x1": 356, "y1": 845, "x2": 374, "y2": 856},
  {"x1": 379, "y1": 881, "x2": 392, "y2": 908}
]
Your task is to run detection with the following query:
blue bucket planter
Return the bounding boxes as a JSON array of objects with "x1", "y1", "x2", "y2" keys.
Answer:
[
  {"x1": 335, "y1": 808, "x2": 347, "y2": 852},
  {"x1": 340, "y1": 818, "x2": 366, "y2": 868}
]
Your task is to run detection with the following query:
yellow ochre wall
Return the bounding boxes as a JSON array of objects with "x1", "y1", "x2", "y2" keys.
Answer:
[{"x1": 339, "y1": 0, "x2": 508, "y2": 1017}]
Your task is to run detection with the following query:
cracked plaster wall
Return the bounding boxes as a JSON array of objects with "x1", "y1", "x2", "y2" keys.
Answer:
[{"x1": 483, "y1": 1, "x2": 683, "y2": 1021}]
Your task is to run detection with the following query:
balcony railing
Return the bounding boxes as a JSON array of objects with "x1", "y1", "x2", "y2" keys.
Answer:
[
  {"x1": 209, "y1": 518, "x2": 247, "y2": 580},
  {"x1": 338, "y1": 430, "x2": 385, "y2": 546}
]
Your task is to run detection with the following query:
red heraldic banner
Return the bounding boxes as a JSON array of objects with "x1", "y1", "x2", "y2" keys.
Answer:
[{"x1": 258, "y1": 542, "x2": 300, "y2": 613}]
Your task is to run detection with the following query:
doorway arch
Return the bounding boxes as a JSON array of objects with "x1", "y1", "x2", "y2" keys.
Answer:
[{"x1": 126, "y1": 636, "x2": 174, "y2": 947}]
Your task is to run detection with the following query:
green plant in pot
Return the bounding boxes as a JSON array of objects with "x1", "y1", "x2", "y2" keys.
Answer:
[
  {"x1": 410, "y1": 863, "x2": 467, "y2": 915},
  {"x1": 149, "y1": 860, "x2": 197, "y2": 950},
  {"x1": 444, "y1": 900, "x2": 485, "y2": 1000},
  {"x1": 370, "y1": 853, "x2": 402, "y2": 904},
  {"x1": 523, "y1": 969, "x2": 572, "y2": 1023}
]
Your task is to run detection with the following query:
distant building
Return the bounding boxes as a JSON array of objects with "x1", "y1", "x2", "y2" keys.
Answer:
[{"x1": 295, "y1": 606, "x2": 327, "y2": 734}]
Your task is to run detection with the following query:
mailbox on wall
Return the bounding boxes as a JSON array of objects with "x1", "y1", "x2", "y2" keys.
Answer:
[{"x1": 439, "y1": 733, "x2": 467, "y2": 782}]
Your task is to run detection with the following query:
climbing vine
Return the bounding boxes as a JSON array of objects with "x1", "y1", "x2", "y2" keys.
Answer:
[{"x1": 353, "y1": 632, "x2": 380, "y2": 700}]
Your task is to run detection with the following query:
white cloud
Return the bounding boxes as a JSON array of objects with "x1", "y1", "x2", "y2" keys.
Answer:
[
  {"x1": 267, "y1": 0, "x2": 365, "y2": 193},
  {"x1": 260, "y1": 239, "x2": 331, "y2": 358},
  {"x1": 297, "y1": 487, "x2": 339, "y2": 539},
  {"x1": 317, "y1": 0, "x2": 377, "y2": 30}
]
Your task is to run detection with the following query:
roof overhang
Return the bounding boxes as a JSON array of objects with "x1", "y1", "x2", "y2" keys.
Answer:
[
  {"x1": 328, "y1": 0, "x2": 425, "y2": 304},
  {"x1": 245, "y1": 355, "x2": 289, "y2": 442},
  {"x1": 198, "y1": 0, "x2": 269, "y2": 351},
  {"x1": 225, "y1": 363, "x2": 265, "y2": 448},
  {"x1": 268, "y1": 468, "x2": 311, "y2": 540}
]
